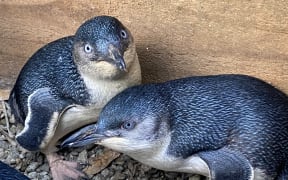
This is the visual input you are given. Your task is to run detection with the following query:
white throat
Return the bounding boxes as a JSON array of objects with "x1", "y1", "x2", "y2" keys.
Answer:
[{"x1": 78, "y1": 43, "x2": 141, "y2": 107}]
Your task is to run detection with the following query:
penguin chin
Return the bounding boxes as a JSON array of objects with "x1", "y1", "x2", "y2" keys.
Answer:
[
  {"x1": 74, "y1": 41, "x2": 137, "y2": 80},
  {"x1": 78, "y1": 61, "x2": 125, "y2": 80},
  {"x1": 94, "y1": 61, "x2": 126, "y2": 80},
  {"x1": 99, "y1": 137, "x2": 131, "y2": 152},
  {"x1": 99, "y1": 136, "x2": 152, "y2": 153},
  {"x1": 96, "y1": 42, "x2": 137, "y2": 80}
]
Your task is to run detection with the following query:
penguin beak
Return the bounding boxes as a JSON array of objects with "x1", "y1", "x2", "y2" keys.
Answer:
[
  {"x1": 61, "y1": 124, "x2": 104, "y2": 148},
  {"x1": 106, "y1": 44, "x2": 127, "y2": 72}
]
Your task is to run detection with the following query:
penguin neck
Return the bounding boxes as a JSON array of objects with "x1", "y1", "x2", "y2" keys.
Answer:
[
  {"x1": 75, "y1": 45, "x2": 141, "y2": 107},
  {"x1": 80, "y1": 76, "x2": 127, "y2": 107}
]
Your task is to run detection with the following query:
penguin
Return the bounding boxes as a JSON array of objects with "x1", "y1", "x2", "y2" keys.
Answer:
[
  {"x1": 8, "y1": 16, "x2": 141, "y2": 179},
  {"x1": 62, "y1": 74, "x2": 288, "y2": 180},
  {"x1": 0, "y1": 161, "x2": 29, "y2": 180}
]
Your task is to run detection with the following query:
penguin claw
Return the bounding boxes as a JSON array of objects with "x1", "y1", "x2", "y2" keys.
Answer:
[{"x1": 47, "y1": 153, "x2": 87, "y2": 180}]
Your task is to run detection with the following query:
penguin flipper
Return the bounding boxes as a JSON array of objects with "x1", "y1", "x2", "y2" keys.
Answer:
[
  {"x1": 198, "y1": 148, "x2": 253, "y2": 180},
  {"x1": 16, "y1": 88, "x2": 70, "y2": 151}
]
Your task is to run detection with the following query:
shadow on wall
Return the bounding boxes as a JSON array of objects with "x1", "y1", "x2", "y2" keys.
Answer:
[{"x1": 137, "y1": 44, "x2": 197, "y2": 84}]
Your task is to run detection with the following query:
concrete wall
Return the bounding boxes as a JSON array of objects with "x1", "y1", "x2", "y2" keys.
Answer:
[{"x1": 0, "y1": 0, "x2": 287, "y2": 98}]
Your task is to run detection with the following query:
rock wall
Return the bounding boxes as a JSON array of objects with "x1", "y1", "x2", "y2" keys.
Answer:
[{"x1": 0, "y1": 0, "x2": 287, "y2": 99}]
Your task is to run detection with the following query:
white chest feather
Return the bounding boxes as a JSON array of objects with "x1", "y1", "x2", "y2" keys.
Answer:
[
  {"x1": 123, "y1": 136, "x2": 210, "y2": 177},
  {"x1": 82, "y1": 76, "x2": 129, "y2": 107}
]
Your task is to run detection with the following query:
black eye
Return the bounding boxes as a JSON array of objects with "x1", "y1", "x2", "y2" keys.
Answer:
[
  {"x1": 84, "y1": 44, "x2": 92, "y2": 53},
  {"x1": 120, "y1": 29, "x2": 128, "y2": 39},
  {"x1": 121, "y1": 121, "x2": 135, "y2": 130}
]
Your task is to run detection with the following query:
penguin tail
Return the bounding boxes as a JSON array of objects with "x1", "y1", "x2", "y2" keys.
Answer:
[
  {"x1": 6, "y1": 91, "x2": 24, "y2": 123},
  {"x1": 1, "y1": 99, "x2": 10, "y2": 119},
  {"x1": 277, "y1": 161, "x2": 288, "y2": 180}
]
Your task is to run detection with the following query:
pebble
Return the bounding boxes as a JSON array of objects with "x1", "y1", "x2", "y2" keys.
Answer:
[
  {"x1": 70, "y1": 151, "x2": 79, "y2": 156},
  {"x1": 77, "y1": 149, "x2": 87, "y2": 163},
  {"x1": 28, "y1": 172, "x2": 37, "y2": 179},
  {"x1": 38, "y1": 163, "x2": 50, "y2": 172},
  {"x1": 111, "y1": 164, "x2": 124, "y2": 171},
  {"x1": 39, "y1": 171, "x2": 48, "y2": 176},
  {"x1": 93, "y1": 174, "x2": 105, "y2": 180},
  {"x1": 41, "y1": 175, "x2": 51, "y2": 180},
  {"x1": 141, "y1": 164, "x2": 152, "y2": 172},
  {"x1": 100, "y1": 168, "x2": 110, "y2": 177},
  {"x1": 6, "y1": 153, "x2": 17, "y2": 164},
  {"x1": 19, "y1": 153, "x2": 25, "y2": 159},
  {"x1": 26, "y1": 162, "x2": 40, "y2": 172},
  {"x1": 10, "y1": 125, "x2": 17, "y2": 134},
  {"x1": 45, "y1": 176, "x2": 51, "y2": 180},
  {"x1": 0, "y1": 140, "x2": 9, "y2": 149},
  {"x1": 111, "y1": 172, "x2": 126, "y2": 180}
]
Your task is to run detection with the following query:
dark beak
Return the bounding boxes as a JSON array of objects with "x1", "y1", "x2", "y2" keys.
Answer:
[
  {"x1": 107, "y1": 45, "x2": 127, "y2": 72},
  {"x1": 61, "y1": 124, "x2": 104, "y2": 148}
]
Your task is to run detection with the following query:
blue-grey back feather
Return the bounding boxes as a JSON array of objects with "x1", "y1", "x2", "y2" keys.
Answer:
[{"x1": 100, "y1": 74, "x2": 288, "y2": 178}]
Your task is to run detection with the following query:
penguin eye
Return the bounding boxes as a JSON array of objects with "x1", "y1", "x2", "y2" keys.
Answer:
[
  {"x1": 120, "y1": 29, "x2": 128, "y2": 39},
  {"x1": 84, "y1": 44, "x2": 93, "y2": 53},
  {"x1": 121, "y1": 121, "x2": 135, "y2": 130}
]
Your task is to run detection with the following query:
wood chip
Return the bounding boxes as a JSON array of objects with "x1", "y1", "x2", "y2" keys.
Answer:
[
  {"x1": 84, "y1": 148, "x2": 120, "y2": 175},
  {"x1": 0, "y1": 89, "x2": 10, "y2": 101}
]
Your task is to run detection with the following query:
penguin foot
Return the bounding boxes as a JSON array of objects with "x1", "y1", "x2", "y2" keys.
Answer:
[{"x1": 47, "y1": 153, "x2": 87, "y2": 180}]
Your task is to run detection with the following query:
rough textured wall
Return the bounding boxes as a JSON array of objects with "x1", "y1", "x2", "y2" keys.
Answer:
[{"x1": 0, "y1": 0, "x2": 287, "y2": 99}]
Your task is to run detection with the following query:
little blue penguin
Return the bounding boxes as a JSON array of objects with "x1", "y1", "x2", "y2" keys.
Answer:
[
  {"x1": 0, "y1": 161, "x2": 29, "y2": 180},
  {"x1": 8, "y1": 16, "x2": 141, "y2": 179},
  {"x1": 62, "y1": 74, "x2": 288, "y2": 180}
]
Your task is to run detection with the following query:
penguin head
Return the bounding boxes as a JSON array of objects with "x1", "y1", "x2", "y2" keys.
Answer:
[
  {"x1": 73, "y1": 16, "x2": 136, "y2": 79},
  {"x1": 62, "y1": 85, "x2": 170, "y2": 154}
]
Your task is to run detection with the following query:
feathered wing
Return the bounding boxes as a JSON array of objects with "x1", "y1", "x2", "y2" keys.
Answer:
[{"x1": 15, "y1": 87, "x2": 71, "y2": 151}]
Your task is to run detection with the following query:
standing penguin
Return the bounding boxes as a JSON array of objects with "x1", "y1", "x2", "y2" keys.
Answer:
[
  {"x1": 8, "y1": 16, "x2": 141, "y2": 179},
  {"x1": 62, "y1": 74, "x2": 288, "y2": 180}
]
